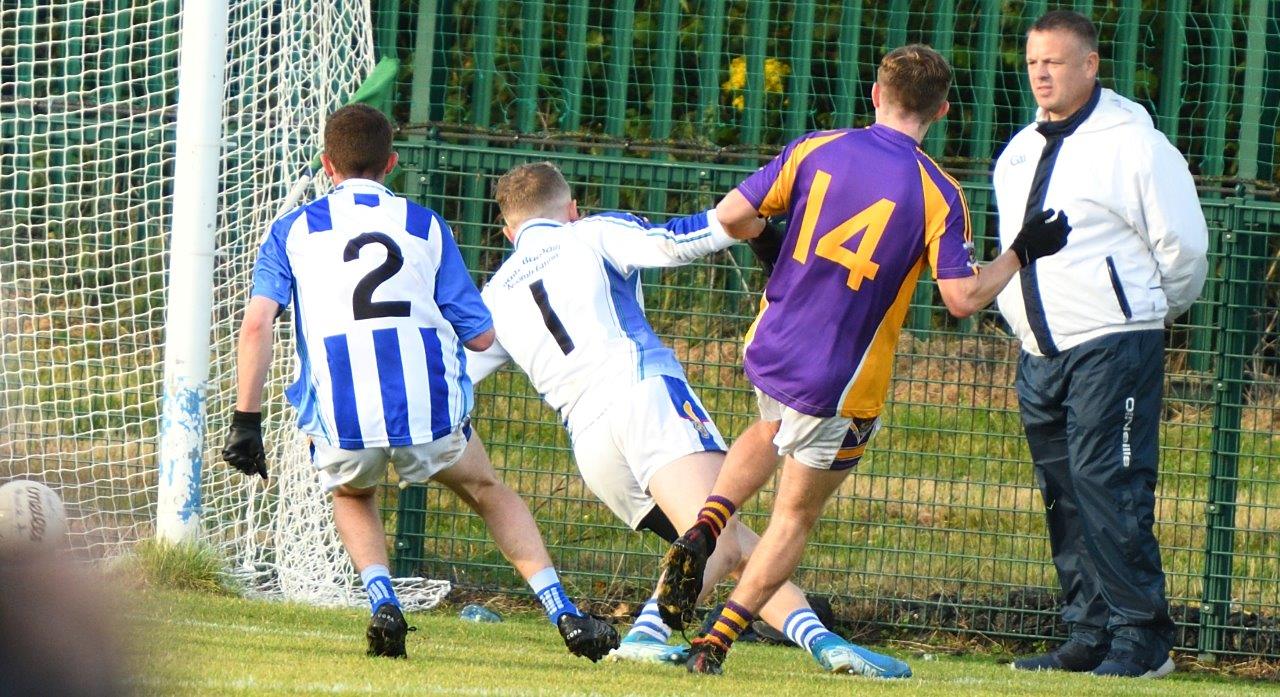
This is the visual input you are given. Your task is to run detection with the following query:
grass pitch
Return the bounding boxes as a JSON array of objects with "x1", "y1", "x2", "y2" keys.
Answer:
[{"x1": 131, "y1": 590, "x2": 1279, "y2": 696}]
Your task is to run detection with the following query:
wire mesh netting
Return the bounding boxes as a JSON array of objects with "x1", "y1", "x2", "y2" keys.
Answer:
[
  {"x1": 385, "y1": 141, "x2": 1279, "y2": 658},
  {"x1": 374, "y1": 0, "x2": 1280, "y2": 658},
  {"x1": 1, "y1": 0, "x2": 180, "y2": 557},
  {"x1": 378, "y1": 0, "x2": 1280, "y2": 187},
  {"x1": 0, "y1": 0, "x2": 452, "y2": 610}
]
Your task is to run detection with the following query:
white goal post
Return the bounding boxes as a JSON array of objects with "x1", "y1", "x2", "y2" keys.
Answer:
[{"x1": 0, "y1": 0, "x2": 448, "y2": 609}]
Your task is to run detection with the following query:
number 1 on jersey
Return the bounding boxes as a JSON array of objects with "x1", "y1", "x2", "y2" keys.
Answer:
[
  {"x1": 791, "y1": 169, "x2": 896, "y2": 291},
  {"x1": 529, "y1": 279, "x2": 575, "y2": 355}
]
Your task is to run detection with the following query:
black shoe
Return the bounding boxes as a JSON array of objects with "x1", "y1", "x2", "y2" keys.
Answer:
[
  {"x1": 1011, "y1": 640, "x2": 1109, "y2": 672},
  {"x1": 366, "y1": 604, "x2": 414, "y2": 658},
  {"x1": 685, "y1": 636, "x2": 728, "y2": 675},
  {"x1": 656, "y1": 522, "x2": 716, "y2": 630},
  {"x1": 557, "y1": 613, "x2": 620, "y2": 662},
  {"x1": 1091, "y1": 648, "x2": 1175, "y2": 678}
]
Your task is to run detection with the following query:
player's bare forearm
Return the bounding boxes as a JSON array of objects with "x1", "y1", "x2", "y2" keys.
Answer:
[
  {"x1": 234, "y1": 296, "x2": 279, "y2": 412},
  {"x1": 715, "y1": 189, "x2": 766, "y2": 240},
  {"x1": 935, "y1": 250, "x2": 1022, "y2": 319}
]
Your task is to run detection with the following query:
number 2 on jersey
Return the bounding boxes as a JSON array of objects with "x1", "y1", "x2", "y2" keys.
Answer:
[
  {"x1": 344, "y1": 232, "x2": 411, "y2": 320},
  {"x1": 791, "y1": 169, "x2": 896, "y2": 291}
]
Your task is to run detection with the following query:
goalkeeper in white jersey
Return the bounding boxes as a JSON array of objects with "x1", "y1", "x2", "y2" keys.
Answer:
[
  {"x1": 466, "y1": 162, "x2": 908, "y2": 677},
  {"x1": 220, "y1": 106, "x2": 617, "y2": 661}
]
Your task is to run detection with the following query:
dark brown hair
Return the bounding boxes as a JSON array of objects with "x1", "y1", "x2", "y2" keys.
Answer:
[
  {"x1": 323, "y1": 104, "x2": 393, "y2": 178},
  {"x1": 876, "y1": 44, "x2": 952, "y2": 122},
  {"x1": 1029, "y1": 10, "x2": 1099, "y2": 51}
]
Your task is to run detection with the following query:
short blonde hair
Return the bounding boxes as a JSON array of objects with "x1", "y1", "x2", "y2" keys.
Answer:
[
  {"x1": 493, "y1": 162, "x2": 572, "y2": 225},
  {"x1": 876, "y1": 44, "x2": 952, "y2": 123}
]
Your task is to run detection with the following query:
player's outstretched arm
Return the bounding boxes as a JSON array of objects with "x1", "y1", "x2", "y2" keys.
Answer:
[
  {"x1": 936, "y1": 252, "x2": 1021, "y2": 319},
  {"x1": 714, "y1": 189, "x2": 767, "y2": 240},
  {"x1": 589, "y1": 208, "x2": 737, "y2": 275},
  {"x1": 716, "y1": 187, "x2": 792, "y2": 275},
  {"x1": 937, "y1": 209, "x2": 1072, "y2": 318}
]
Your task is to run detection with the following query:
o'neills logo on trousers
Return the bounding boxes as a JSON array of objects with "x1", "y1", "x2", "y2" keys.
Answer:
[{"x1": 1122, "y1": 397, "x2": 1135, "y2": 468}]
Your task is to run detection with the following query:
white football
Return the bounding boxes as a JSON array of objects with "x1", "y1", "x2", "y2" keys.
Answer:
[{"x1": 0, "y1": 480, "x2": 69, "y2": 554}]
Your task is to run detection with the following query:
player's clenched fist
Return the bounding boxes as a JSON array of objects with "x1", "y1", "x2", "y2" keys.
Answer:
[{"x1": 222, "y1": 410, "x2": 268, "y2": 480}]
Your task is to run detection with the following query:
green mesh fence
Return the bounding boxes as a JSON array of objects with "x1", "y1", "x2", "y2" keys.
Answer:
[
  {"x1": 370, "y1": 0, "x2": 1280, "y2": 658},
  {"x1": 377, "y1": 0, "x2": 1280, "y2": 187}
]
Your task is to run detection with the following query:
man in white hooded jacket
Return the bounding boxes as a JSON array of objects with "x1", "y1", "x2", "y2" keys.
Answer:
[{"x1": 993, "y1": 11, "x2": 1208, "y2": 679}]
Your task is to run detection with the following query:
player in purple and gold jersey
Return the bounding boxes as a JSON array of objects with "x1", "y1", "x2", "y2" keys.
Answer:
[{"x1": 656, "y1": 44, "x2": 1073, "y2": 676}]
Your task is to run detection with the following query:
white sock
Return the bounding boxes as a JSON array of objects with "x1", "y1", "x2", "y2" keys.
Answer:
[
  {"x1": 625, "y1": 597, "x2": 672, "y2": 643},
  {"x1": 783, "y1": 608, "x2": 839, "y2": 653}
]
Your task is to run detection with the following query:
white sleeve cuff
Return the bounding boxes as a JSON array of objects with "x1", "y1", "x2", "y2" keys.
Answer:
[{"x1": 703, "y1": 208, "x2": 737, "y2": 253}]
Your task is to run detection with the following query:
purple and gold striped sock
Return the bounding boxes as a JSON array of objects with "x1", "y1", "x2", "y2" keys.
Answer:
[
  {"x1": 705, "y1": 600, "x2": 753, "y2": 653},
  {"x1": 694, "y1": 495, "x2": 736, "y2": 539}
]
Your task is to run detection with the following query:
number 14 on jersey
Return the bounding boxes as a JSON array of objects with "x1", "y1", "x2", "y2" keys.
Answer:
[{"x1": 791, "y1": 169, "x2": 896, "y2": 292}]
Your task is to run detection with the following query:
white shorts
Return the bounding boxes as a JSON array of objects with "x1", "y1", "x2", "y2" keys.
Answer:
[
  {"x1": 312, "y1": 424, "x2": 471, "y2": 491},
  {"x1": 571, "y1": 375, "x2": 727, "y2": 529},
  {"x1": 755, "y1": 389, "x2": 880, "y2": 470}
]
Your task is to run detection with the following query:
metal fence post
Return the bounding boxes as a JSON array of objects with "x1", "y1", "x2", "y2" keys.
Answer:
[
  {"x1": 394, "y1": 485, "x2": 429, "y2": 577},
  {"x1": 1198, "y1": 190, "x2": 1267, "y2": 658}
]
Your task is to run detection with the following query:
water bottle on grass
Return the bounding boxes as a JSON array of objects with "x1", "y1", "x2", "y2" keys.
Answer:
[{"x1": 459, "y1": 604, "x2": 502, "y2": 623}]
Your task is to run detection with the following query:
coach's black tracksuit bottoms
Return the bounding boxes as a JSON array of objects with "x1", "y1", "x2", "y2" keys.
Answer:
[{"x1": 1016, "y1": 329, "x2": 1175, "y2": 664}]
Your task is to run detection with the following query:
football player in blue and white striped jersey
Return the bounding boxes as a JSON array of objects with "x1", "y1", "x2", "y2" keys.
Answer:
[{"x1": 222, "y1": 106, "x2": 616, "y2": 661}]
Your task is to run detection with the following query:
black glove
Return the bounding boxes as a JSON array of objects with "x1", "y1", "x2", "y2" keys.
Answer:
[
  {"x1": 747, "y1": 218, "x2": 786, "y2": 276},
  {"x1": 222, "y1": 410, "x2": 268, "y2": 480},
  {"x1": 1009, "y1": 208, "x2": 1071, "y2": 267}
]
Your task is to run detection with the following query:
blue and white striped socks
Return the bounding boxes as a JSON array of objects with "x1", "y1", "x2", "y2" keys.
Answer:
[
  {"x1": 529, "y1": 567, "x2": 581, "y2": 624},
  {"x1": 360, "y1": 564, "x2": 400, "y2": 614},
  {"x1": 783, "y1": 607, "x2": 841, "y2": 655},
  {"x1": 624, "y1": 597, "x2": 673, "y2": 644}
]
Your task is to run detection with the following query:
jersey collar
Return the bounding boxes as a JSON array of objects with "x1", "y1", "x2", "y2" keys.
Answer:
[
  {"x1": 868, "y1": 122, "x2": 920, "y2": 148},
  {"x1": 332, "y1": 178, "x2": 394, "y2": 196},
  {"x1": 513, "y1": 218, "x2": 565, "y2": 246}
]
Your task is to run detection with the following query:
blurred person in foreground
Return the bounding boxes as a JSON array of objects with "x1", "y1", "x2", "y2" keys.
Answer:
[{"x1": 0, "y1": 548, "x2": 129, "y2": 696}]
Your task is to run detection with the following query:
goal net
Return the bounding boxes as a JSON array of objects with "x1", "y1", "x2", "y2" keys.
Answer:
[{"x1": 0, "y1": 1, "x2": 448, "y2": 610}]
